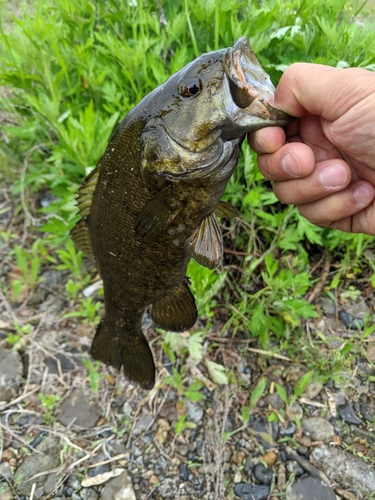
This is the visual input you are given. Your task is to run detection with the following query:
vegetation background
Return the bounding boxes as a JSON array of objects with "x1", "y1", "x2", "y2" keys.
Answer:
[{"x1": 1, "y1": 0, "x2": 375, "y2": 497}]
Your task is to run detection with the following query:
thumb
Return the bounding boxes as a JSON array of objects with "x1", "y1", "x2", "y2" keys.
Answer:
[{"x1": 273, "y1": 63, "x2": 375, "y2": 121}]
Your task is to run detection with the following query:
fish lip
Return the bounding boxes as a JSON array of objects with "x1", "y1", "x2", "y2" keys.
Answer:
[{"x1": 225, "y1": 37, "x2": 294, "y2": 126}]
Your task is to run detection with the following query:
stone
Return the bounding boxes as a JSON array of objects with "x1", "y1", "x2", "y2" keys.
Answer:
[
  {"x1": 285, "y1": 460, "x2": 304, "y2": 476},
  {"x1": 14, "y1": 437, "x2": 61, "y2": 495},
  {"x1": 100, "y1": 470, "x2": 136, "y2": 500},
  {"x1": 303, "y1": 381, "x2": 323, "y2": 399},
  {"x1": 311, "y1": 443, "x2": 375, "y2": 495},
  {"x1": 43, "y1": 472, "x2": 58, "y2": 494},
  {"x1": 263, "y1": 392, "x2": 284, "y2": 410},
  {"x1": 288, "y1": 403, "x2": 303, "y2": 421},
  {"x1": 263, "y1": 451, "x2": 277, "y2": 467},
  {"x1": 286, "y1": 476, "x2": 336, "y2": 500},
  {"x1": 0, "y1": 461, "x2": 11, "y2": 481},
  {"x1": 338, "y1": 404, "x2": 362, "y2": 425},
  {"x1": 132, "y1": 414, "x2": 153, "y2": 435},
  {"x1": 234, "y1": 483, "x2": 270, "y2": 500},
  {"x1": 301, "y1": 417, "x2": 334, "y2": 441},
  {"x1": 184, "y1": 399, "x2": 204, "y2": 423},
  {"x1": 279, "y1": 422, "x2": 296, "y2": 436},
  {"x1": 44, "y1": 353, "x2": 78, "y2": 374},
  {"x1": 56, "y1": 388, "x2": 101, "y2": 429},
  {"x1": 0, "y1": 346, "x2": 23, "y2": 403},
  {"x1": 253, "y1": 463, "x2": 273, "y2": 485},
  {"x1": 248, "y1": 414, "x2": 278, "y2": 450}
]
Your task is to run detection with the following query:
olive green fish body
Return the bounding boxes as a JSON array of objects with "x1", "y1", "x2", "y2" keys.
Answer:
[{"x1": 72, "y1": 38, "x2": 294, "y2": 388}]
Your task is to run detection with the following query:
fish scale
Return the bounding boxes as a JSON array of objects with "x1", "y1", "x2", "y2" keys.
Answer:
[{"x1": 71, "y1": 37, "x2": 294, "y2": 388}]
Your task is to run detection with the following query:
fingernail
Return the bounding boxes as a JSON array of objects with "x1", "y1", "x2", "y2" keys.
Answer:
[
  {"x1": 354, "y1": 184, "x2": 375, "y2": 205},
  {"x1": 320, "y1": 164, "x2": 347, "y2": 188},
  {"x1": 281, "y1": 152, "x2": 302, "y2": 177}
]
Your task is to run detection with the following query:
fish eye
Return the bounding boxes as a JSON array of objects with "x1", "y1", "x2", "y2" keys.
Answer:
[{"x1": 180, "y1": 79, "x2": 202, "y2": 97}]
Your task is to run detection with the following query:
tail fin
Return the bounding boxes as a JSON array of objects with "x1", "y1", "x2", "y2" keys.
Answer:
[{"x1": 91, "y1": 321, "x2": 155, "y2": 389}]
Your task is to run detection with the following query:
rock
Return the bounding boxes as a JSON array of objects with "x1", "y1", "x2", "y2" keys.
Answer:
[
  {"x1": 157, "y1": 477, "x2": 177, "y2": 499},
  {"x1": 253, "y1": 463, "x2": 273, "y2": 485},
  {"x1": 279, "y1": 422, "x2": 296, "y2": 437},
  {"x1": 234, "y1": 483, "x2": 269, "y2": 500},
  {"x1": 43, "y1": 472, "x2": 58, "y2": 494},
  {"x1": 100, "y1": 470, "x2": 136, "y2": 500},
  {"x1": 56, "y1": 388, "x2": 101, "y2": 429},
  {"x1": 338, "y1": 404, "x2": 362, "y2": 425},
  {"x1": 81, "y1": 488, "x2": 99, "y2": 499},
  {"x1": 44, "y1": 353, "x2": 77, "y2": 374},
  {"x1": 332, "y1": 390, "x2": 346, "y2": 406},
  {"x1": 0, "y1": 347, "x2": 23, "y2": 403},
  {"x1": 179, "y1": 463, "x2": 189, "y2": 481},
  {"x1": 303, "y1": 381, "x2": 323, "y2": 399},
  {"x1": 132, "y1": 414, "x2": 153, "y2": 435},
  {"x1": 350, "y1": 426, "x2": 375, "y2": 443},
  {"x1": 339, "y1": 309, "x2": 364, "y2": 330},
  {"x1": 263, "y1": 392, "x2": 284, "y2": 410},
  {"x1": 311, "y1": 443, "x2": 375, "y2": 495},
  {"x1": 0, "y1": 461, "x2": 11, "y2": 481},
  {"x1": 360, "y1": 404, "x2": 374, "y2": 422},
  {"x1": 14, "y1": 437, "x2": 61, "y2": 495},
  {"x1": 288, "y1": 403, "x2": 303, "y2": 421},
  {"x1": 319, "y1": 297, "x2": 336, "y2": 316},
  {"x1": 263, "y1": 451, "x2": 277, "y2": 467},
  {"x1": 301, "y1": 417, "x2": 334, "y2": 441},
  {"x1": 286, "y1": 476, "x2": 336, "y2": 500},
  {"x1": 286, "y1": 364, "x2": 307, "y2": 385},
  {"x1": 285, "y1": 460, "x2": 304, "y2": 477},
  {"x1": 184, "y1": 399, "x2": 204, "y2": 423},
  {"x1": 248, "y1": 414, "x2": 278, "y2": 450},
  {"x1": 39, "y1": 293, "x2": 65, "y2": 314}
]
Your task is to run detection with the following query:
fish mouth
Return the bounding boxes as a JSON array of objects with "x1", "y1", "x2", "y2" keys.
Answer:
[{"x1": 224, "y1": 37, "x2": 294, "y2": 132}]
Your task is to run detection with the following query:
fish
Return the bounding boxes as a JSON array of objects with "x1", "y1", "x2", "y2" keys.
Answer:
[{"x1": 71, "y1": 37, "x2": 294, "y2": 389}]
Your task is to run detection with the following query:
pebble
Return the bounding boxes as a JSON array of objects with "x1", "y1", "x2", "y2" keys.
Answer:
[
  {"x1": 301, "y1": 417, "x2": 334, "y2": 441},
  {"x1": 350, "y1": 426, "x2": 375, "y2": 443},
  {"x1": 285, "y1": 460, "x2": 304, "y2": 476},
  {"x1": 338, "y1": 404, "x2": 362, "y2": 425},
  {"x1": 303, "y1": 381, "x2": 323, "y2": 399},
  {"x1": 253, "y1": 463, "x2": 273, "y2": 485},
  {"x1": 132, "y1": 414, "x2": 153, "y2": 434},
  {"x1": 100, "y1": 470, "x2": 137, "y2": 500},
  {"x1": 332, "y1": 390, "x2": 347, "y2": 406},
  {"x1": 157, "y1": 477, "x2": 177, "y2": 498},
  {"x1": 234, "y1": 483, "x2": 270, "y2": 500},
  {"x1": 184, "y1": 399, "x2": 204, "y2": 423},
  {"x1": 179, "y1": 464, "x2": 189, "y2": 481},
  {"x1": 14, "y1": 437, "x2": 61, "y2": 495},
  {"x1": 0, "y1": 347, "x2": 23, "y2": 403},
  {"x1": 0, "y1": 462, "x2": 11, "y2": 481},
  {"x1": 263, "y1": 392, "x2": 284, "y2": 410},
  {"x1": 288, "y1": 403, "x2": 303, "y2": 421},
  {"x1": 279, "y1": 422, "x2": 296, "y2": 436},
  {"x1": 263, "y1": 451, "x2": 277, "y2": 467},
  {"x1": 56, "y1": 388, "x2": 101, "y2": 429},
  {"x1": 286, "y1": 476, "x2": 336, "y2": 500},
  {"x1": 248, "y1": 414, "x2": 278, "y2": 450},
  {"x1": 311, "y1": 443, "x2": 375, "y2": 494},
  {"x1": 360, "y1": 404, "x2": 374, "y2": 422}
]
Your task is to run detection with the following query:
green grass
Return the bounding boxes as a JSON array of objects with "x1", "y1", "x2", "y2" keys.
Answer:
[{"x1": 1, "y1": 0, "x2": 375, "y2": 390}]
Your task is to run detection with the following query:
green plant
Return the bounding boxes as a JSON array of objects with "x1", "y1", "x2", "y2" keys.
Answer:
[
  {"x1": 39, "y1": 393, "x2": 61, "y2": 424},
  {"x1": 83, "y1": 359, "x2": 101, "y2": 392}
]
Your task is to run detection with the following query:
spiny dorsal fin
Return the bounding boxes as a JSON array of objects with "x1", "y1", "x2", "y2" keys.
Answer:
[
  {"x1": 185, "y1": 213, "x2": 223, "y2": 269},
  {"x1": 134, "y1": 185, "x2": 182, "y2": 240},
  {"x1": 76, "y1": 167, "x2": 100, "y2": 218},
  {"x1": 151, "y1": 282, "x2": 197, "y2": 332},
  {"x1": 70, "y1": 219, "x2": 95, "y2": 261},
  {"x1": 215, "y1": 200, "x2": 241, "y2": 218}
]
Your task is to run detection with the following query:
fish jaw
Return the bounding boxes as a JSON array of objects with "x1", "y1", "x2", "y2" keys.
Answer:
[{"x1": 223, "y1": 37, "x2": 294, "y2": 136}]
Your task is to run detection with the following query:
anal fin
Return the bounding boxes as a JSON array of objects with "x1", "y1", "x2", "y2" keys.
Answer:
[
  {"x1": 185, "y1": 213, "x2": 223, "y2": 269},
  {"x1": 151, "y1": 282, "x2": 197, "y2": 332},
  {"x1": 134, "y1": 185, "x2": 182, "y2": 240}
]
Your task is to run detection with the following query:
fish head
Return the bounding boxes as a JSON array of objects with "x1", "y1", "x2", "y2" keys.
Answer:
[{"x1": 140, "y1": 37, "x2": 294, "y2": 178}]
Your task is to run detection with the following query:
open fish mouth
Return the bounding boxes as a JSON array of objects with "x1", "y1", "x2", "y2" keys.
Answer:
[{"x1": 224, "y1": 37, "x2": 294, "y2": 128}]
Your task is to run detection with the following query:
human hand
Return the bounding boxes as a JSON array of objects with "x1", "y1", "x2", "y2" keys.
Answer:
[{"x1": 248, "y1": 63, "x2": 375, "y2": 234}]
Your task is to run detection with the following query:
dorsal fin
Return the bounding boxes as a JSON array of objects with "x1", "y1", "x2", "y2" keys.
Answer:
[{"x1": 76, "y1": 167, "x2": 100, "y2": 217}]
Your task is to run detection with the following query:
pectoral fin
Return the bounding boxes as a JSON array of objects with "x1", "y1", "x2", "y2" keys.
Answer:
[
  {"x1": 151, "y1": 282, "x2": 197, "y2": 332},
  {"x1": 185, "y1": 213, "x2": 223, "y2": 269},
  {"x1": 134, "y1": 185, "x2": 182, "y2": 240},
  {"x1": 215, "y1": 200, "x2": 241, "y2": 218}
]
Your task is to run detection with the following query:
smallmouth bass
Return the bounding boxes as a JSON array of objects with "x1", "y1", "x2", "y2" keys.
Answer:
[{"x1": 71, "y1": 37, "x2": 294, "y2": 388}]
